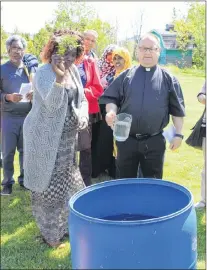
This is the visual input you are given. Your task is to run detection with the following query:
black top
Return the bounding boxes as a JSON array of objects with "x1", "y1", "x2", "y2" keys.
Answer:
[{"x1": 100, "y1": 65, "x2": 185, "y2": 135}]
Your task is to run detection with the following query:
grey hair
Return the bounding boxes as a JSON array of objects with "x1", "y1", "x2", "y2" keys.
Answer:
[
  {"x1": 83, "y1": 30, "x2": 98, "y2": 39},
  {"x1": 139, "y1": 33, "x2": 161, "y2": 48},
  {"x1": 6, "y1": 35, "x2": 27, "y2": 52}
]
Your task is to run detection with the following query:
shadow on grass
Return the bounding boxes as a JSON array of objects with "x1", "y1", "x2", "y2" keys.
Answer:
[{"x1": 1, "y1": 184, "x2": 71, "y2": 269}]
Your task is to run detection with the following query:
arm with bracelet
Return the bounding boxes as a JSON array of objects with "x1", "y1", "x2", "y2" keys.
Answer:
[{"x1": 169, "y1": 76, "x2": 185, "y2": 151}]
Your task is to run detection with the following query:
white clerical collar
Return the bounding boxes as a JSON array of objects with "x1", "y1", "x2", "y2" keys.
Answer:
[{"x1": 140, "y1": 65, "x2": 157, "y2": 72}]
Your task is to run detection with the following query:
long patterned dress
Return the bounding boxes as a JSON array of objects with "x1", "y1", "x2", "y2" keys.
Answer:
[{"x1": 31, "y1": 87, "x2": 85, "y2": 244}]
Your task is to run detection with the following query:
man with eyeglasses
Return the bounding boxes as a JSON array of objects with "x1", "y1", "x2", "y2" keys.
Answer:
[
  {"x1": 100, "y1": 33, "x2": 185, "y2": 179},
  {"x1": 0, "y1": 35, "x2": 38, "y2": 195}
]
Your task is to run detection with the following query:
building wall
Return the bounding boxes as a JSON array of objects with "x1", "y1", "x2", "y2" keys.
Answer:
[
  {"x1": 166, "y1": 50, "x2": 192, "y2": 67},
  {"x1": 162, "y1": 34, "x2": 177, "y2": 49},
  {"x1": 150, "y1": 30, "x2": 166, "y2": 65},
  {"x1": 150, "y1": 29, "x2": 193, "y2": 67}
]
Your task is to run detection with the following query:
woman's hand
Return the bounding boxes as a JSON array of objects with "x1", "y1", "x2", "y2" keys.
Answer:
[
  {"x1": 105, "y1": 110, "x2": 117, "y2": 128},
  {"x1": 26, "y1": 91, "x2": 33, "y2": 101},
  {"x1": 5, "y1": 93, "x2": 23, "y2": 103},
  {"x1": 79, "y1": 117, "x2": 88, "y2": 130},
  {"x1": 198, "y1": 94, "x2": 206, "y2": 105},
  {"x1": 51, "y1": 54, "x2": 65, "y2": 83}
]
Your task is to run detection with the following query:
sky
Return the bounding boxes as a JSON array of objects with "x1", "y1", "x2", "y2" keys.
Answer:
[{"x1": 1, "y1": 1, "x2": 190, "y2": 40}]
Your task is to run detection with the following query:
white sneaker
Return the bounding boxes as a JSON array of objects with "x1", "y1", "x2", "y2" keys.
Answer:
[{"x1": 195, "y1": 201, "x2": 206, "y2": 209}]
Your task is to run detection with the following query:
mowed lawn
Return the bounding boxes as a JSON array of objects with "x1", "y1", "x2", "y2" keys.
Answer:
[{"x1": 1, "y1": 69, "x2": 206, "y2": 269}]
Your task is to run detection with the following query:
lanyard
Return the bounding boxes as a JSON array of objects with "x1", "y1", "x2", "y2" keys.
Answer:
[{"x1": 23, "y1": 65, "x2": 32, "y2": 82}]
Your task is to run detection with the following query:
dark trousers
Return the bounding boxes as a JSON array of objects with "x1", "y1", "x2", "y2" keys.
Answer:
[
  {"x1": 79, "y1": 120, "x2": 92, "y2": 186},
  {"x1": 116, "y1": 133, "x2": 166, "y2": 179},
  {"x1": 91, "y1": 105, "x2": 115, "y2": 178},
  {"x1": 79, "y1": 148, "x2": 92, "y2": 186},
  {"x1": 1, "y1": 115, "x2": 25, "y2": 186},
  {"x1": 137, "y1": 165, "x2": 143, "y2": 177}
]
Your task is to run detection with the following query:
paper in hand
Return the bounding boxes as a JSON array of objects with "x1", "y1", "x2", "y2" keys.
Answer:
[
  {"x1": 19, "y1": 83, "x2": 32, "y2": 102},
  {"x1": 162, "y1": 124, "x2": 176, "y2": 143}
]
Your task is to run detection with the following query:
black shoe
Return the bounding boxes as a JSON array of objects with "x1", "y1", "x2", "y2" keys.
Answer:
[
  {"x1": 1, "y1": 185, "x2": 12, "y2": 196},
  {"x1": 19, "y1": 183, "x2": 29, "y2": 190}
]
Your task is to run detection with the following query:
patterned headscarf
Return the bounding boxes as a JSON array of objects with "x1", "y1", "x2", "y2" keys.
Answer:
[
  {"x1": 98, "y1": 44, "x2": 118, "y2": 79},
  {"x1": 112, "y1": 47, "x2": 132, "y2": 78}
]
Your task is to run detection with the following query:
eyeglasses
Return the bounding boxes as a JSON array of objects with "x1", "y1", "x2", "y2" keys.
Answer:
[
  {"x1": 10, "y1": 47, "x2": 24, "y2": 53},
  {"x1": 84, "y1": 37, "x2": 96, "y2": 43},
  {"x1": 138, "y1": 47, "x2": 159, "y2": 53}
]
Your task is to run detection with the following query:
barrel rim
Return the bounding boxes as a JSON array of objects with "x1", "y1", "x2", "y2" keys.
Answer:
[{"x1": 69, "y1": 178, "x2": 194, "y2": 225}]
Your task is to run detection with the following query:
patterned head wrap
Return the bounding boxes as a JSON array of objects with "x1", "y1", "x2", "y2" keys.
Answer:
[{"x1": 98, "y1": 44, "x2": 118, "y2": 79}]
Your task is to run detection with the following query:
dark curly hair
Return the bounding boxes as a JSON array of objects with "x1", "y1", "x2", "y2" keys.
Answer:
[{"x1": 41, "y1": 29, "x2": 84, "y2": 63}]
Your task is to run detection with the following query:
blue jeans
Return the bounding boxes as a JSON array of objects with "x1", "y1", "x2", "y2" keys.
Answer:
[{"x1": 1, "y1": 114, "x2": 25, "y2": 186}]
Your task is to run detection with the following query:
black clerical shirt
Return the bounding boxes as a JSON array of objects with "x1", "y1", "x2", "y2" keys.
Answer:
[{"x1": 100, "y1": 65, "x2": 185, "y2": 135}]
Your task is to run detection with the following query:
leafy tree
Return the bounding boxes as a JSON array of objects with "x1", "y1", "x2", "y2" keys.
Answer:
[
  {"x1": 31, "y1": 28, "x2": 52, "y2": 60},
  {"x1": 20, "y1": 33, "x2": 34, "y2": 54},
  {"x1": 2, "y1": 1, "x2": 117, "y2": 61},
  {"x1": 52, "y1": 1, "x2": 95, "y2": 31},
  {"x1": 173, "y1": 3, "x2": 205, "y2": 68},
  {"x1": 26, "y1": 39, "x2": 36, "y2": 55},
  {"x1": 13, "y1": 26, "x2": 21, "y2": 35},
  {"x1": 86, "y1": 17, "x2": 117, "y2": 56},
  {"x1": 1, "y1": 26, "x2": 8, "y2": 57},
  {"x1": 50, "y1": 0, "x2": 117, "y2": 57}
]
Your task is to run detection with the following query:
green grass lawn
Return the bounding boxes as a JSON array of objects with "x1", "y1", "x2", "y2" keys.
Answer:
[{"x1": 1, "y1": 69, "x2": 206, "y2": 269}]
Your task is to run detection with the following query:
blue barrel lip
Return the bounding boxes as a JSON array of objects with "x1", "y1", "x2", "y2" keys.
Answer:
[{"x1": 69, "y1": 178, "x2": 194, "y2": 225}]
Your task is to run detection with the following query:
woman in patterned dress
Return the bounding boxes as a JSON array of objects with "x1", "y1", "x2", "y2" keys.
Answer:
[{"x1": 23, "y1": 29, "x2": 88, "y2": 247}]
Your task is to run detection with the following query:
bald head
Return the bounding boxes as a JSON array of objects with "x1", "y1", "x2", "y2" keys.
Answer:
[
  {"x1": 83, "y1": 29, "x2": 98, "y2": 54},
  {"x1": 139, "y1": 33, "x2": 161, "y2": 48},
  {"x1": 137, "y1": 33, "x2": 161, "y2": 67},
  {"x1": 83, "y1": 30, "x2": 98, "y2": 39}
]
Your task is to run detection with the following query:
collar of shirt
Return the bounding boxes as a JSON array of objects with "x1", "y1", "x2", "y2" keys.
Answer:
[
  {"x1": 9, "y1": 60, "x2": 24, "y2": 69},
  {"x1": 139, "y1": 65, "x2": 157, "y2": 72}
]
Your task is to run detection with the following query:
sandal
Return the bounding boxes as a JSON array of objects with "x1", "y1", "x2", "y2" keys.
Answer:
[
  {"x1": 195, "y1": 201, "x2": 206, "y2": 209},
  {"x1": 40, "y1": 236, "x2": 66, "y2": 248},
  {"x1": 60, "y1": 232, "x2": 69, "y2": 241}
]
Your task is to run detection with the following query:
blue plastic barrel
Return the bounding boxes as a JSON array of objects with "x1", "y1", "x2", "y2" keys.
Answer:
[{"x1": 69, "y1": 179, "x2": 197, "y2": 269}]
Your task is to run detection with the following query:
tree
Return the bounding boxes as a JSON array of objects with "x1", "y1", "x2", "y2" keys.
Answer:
[
  {"x1": 49, "y1": 0, "x2": 117, "y2": 56},
  {"x1": 1, "y1": 26, "x2": 8, "y2": 57},
  {"x1": 2, "y1": 1, "x2": 117, "y2": 61},
  {"x1": 130, "y1": 9, "x2": 145, "y2": 60},
  {"x1": 13, "y1": 26, "x2": 21, "y2": 35},
  {"x1": 119, "y1": 40, "x2": 134, "y2": 60},
  {"x1": 173, "y1": 2, "x2": 205, "y2": 68},
  {"x1": 86, "y1": 16, "x2": 117, "y2": 56},
  {"x1": 52, "y1": 1, "x2": 95, "y2": 31},
  {"x1": 32, "y1": 28, "x2": 52, "y2": 59}
]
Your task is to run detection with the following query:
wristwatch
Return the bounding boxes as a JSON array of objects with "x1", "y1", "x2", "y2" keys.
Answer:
[{"x1": 175, "y1": 134, "x2": 184, "y2": 139}]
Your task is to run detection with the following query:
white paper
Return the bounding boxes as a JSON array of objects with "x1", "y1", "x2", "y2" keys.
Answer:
[
  {"x1": 19, "y1": 83, "x2": 32, "y2": 102},
  {"x1": 162, "y1": 124, "x2": 176, "y2": 143}
]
